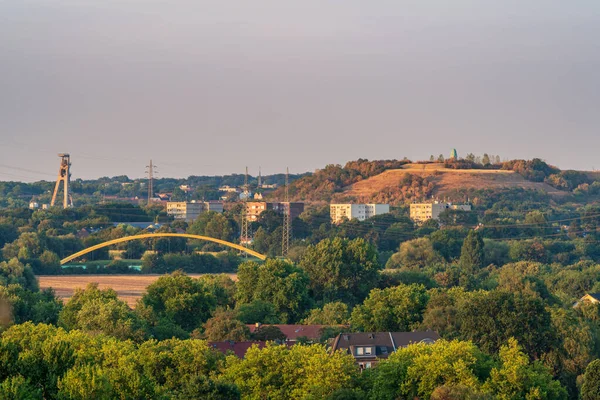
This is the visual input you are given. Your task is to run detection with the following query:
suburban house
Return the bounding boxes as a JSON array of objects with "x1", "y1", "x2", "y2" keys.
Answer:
[
  {"x1": 331, "y1": 331, "x2": 441, "y2": 369},
  {"x1": 574, "y1": 293, "x2": 600, "y2": 307}
]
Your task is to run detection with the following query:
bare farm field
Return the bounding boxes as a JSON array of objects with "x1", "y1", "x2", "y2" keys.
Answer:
[{"x1": 38, "y1": 274, "x2": 238, "y2": 308}]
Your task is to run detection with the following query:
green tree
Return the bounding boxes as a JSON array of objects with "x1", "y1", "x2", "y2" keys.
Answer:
[
  {"x1": 460, "y1": 230, "x2": 485, "y2": 272},
  {"x1": 172, "y1": 375, "x2": 240, "y2": 400},
  {"x1": 303, "y1": 301, "x2": 350, "y2": 325},
  {"x1": 483, "y1": 338, "x2": 567, "y2": 400},
  {"x1": 236, "y1": 300, "x2": 281, "y2": 324},
  {"x1": 58, "y1": 283, "x2": 119, "y2": 329},
  {"x1": 582, "y1": 359, "x2": 600, "y2": 400},
  {"x1": 299, "y1": 237, "x2": 380, "y2": 304},
  {"x1": 350, "y1": 284, "x2": 429, "y2": 332},
  {"x1": 236, "y1": 259, "x2": 311, "y2": 322},
  {"x1": 369, "y1": 340, "x2": 489, "y2": 400},
  {"x1": 0, "y1": 258, "x2": 38, "y2": 292},
  {"x1": 0, "y1": 375, "x2": 43, "y2": 400},
  {"x1": 203, "y1": 309, "x2": 251, "y2": 341},
  {"x1": 57, "y1": 364, "x2": 114, "y2": 400},
  {"x1": 387, "y1": 237, "x2": 441, "y2": 270},
  {"x1": 222, "y1": 344, "x2": 358, "y2": 399},
  {"x1": 138, "y1": 272, "x2": 217, "y2": 333},
  {"x1": 458, "y1": 291, "x2": 553, "y2": 358}
]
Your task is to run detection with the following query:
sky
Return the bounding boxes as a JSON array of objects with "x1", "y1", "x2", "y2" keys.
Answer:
[{"x1": 1, "y1": 1, "x2": 599, "y2": 181}]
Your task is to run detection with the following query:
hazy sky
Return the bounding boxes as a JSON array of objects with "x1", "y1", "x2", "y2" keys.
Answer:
[{"x1": 1, "y1": 1, "x2": 599, "y2": 181}]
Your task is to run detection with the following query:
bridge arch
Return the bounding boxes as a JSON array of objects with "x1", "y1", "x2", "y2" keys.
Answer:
[{"x1": 60, "y1": 233, "x2": 266, "y2": 265}]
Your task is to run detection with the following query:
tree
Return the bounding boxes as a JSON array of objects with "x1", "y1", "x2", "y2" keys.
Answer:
[
  {"x1": 482, "y1": 154, "x2": 490, "y2": 165},
  {"x1": 350, "y1": 284, "x2": 429, "y2": 332},
  {"x1": 39, "y1": 250, "x2": 61, "y2": 274},
  {"x1": 369, "y1": 340, "x2": 488, "y2": 400},
  {"x1": 0, "y1": 375, "x2": 43, "y2": 400},
  {"x1": 203, "y1": 309, "x2": 251, "y2": 341},
  {"x1": 235, "y1": 300, "x2": 281, "y2": 324},
  {"x1": 460, "y1": 230, "x2": 485, "y2": 272},
  {"x1": 299, "y1": 238, "x2": 380, "y2": 304},
  {"x1": 57, "y1": 364, "x2": 114, "y2": 400},
  {"x1": 0, "y1": 258, "x2": 38, "y2": 292},
  {"x1": 457, "y1": 291, "x2": 553, "y2": 358},
  {"x1": 582, "y1": 359, "x2": 600, "y2": 400},
  {"x1": 138, "y1": 272, "x2": 217, "y2": 333},
  {"x1": 222, "y1": 344, "x2": 358, "y2": 399},
  {"x1": 58, "y1": 283, "x2": 144, "y2": 340},
  {"x1": 236, "y1": 259, "x2": 311, "y2": 322},
  {"x1": 172, "y1": 375, "x2": 240, "y2": 400},
  {"x1": 386, "y1": 238, "x2": 441, "y2": 271},
  {"x1": 303, "y1": 302, "x2": 350, "y2": 325},
  {"x1": 430, "y1": 228, "x2": 468, "y2": 262},
  {"x1": 483, "y1": 338, "x2": 567, "y2": 400}
]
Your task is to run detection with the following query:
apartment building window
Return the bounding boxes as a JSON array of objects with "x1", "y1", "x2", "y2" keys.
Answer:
[{"x1": 356, "y1": 347, "x2": 364, "y2": 356}]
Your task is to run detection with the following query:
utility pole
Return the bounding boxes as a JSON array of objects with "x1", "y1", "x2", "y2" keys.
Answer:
[
  {"x1": 240, "y1": 166, "x2": 250, "y2": 255},
  {"x1": 282, "y1": 167, "x2": 291, "y2": 257},
  {"x1": 51, "y1": 153, "x2": 73, "y2": 208},
  {"x1": 145, "y1": 160, "x2": 158, "y2": 204}
]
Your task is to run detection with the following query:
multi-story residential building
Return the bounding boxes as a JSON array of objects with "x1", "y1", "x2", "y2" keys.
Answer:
[
  {"x1": 409, "y1": 201, "x2": 472, "y2": 224},
  {"x1": 331, "y1": 331, "x2": 440, "y2": 369},
  {"x1": 245, "y1": 202, "x2": 305, "y2": 222},
  {"x1": 329, "y1": 204, "x2": 390, "y2": 224},
  {"x1": 166, "y1": 201, "x2": 224, "y2": 222}
]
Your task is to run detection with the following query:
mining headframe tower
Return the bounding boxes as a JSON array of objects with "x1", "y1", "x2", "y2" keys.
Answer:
[{"x1": 51, "y1": 153, "x2": 73, "y2": 208}]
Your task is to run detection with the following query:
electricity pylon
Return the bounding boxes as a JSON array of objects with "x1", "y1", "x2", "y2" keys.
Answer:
[
  {"x1": 282, "y1": 167, "x2": 291, "y2": 257},
  {"x1": 145, "y1": 160, "x2": 158, "y2": 204}
]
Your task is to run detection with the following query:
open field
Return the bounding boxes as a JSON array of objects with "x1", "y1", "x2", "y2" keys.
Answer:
[
  {"x1": 345, "y1": 164, "x2": 567, "y2": 199},
  {"x1": 38, "y1": 274, "x2": 238, "y2": 308}
]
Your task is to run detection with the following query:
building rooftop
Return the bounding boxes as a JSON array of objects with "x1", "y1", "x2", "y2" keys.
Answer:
[
  {"x1": 247, "y1": 324, "x2": 343, "y2": 341},
  {"x1": 331, "y1": 331, "x2": 441, "y2": 359}
]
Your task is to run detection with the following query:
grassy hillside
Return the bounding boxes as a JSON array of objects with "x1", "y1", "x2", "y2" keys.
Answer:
[
  {"x1": 275, "y1": 158, "x2": 600, "y2": 205},
  {"x1": 345, "y1": 164, "x2": 567, "y2": 204}
]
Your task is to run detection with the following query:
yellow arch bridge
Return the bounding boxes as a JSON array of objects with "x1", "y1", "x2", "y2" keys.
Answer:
[{"x1": 60, "y1": 233, "x2": 267, "y2": 265}]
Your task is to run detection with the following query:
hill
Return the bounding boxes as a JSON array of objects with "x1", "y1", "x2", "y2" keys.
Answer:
[{"x1": 344, "y1": 164, "x2": 567, "y2": 203}]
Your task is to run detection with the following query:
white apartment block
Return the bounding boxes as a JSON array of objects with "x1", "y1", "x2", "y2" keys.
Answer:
[
  {"x1": 167, "y1": 201, "x2": 224, "y2": 222},
  {"x1": 330, "y1": 204, "x2": 390, "y2": 224},
  {"x1": 409, "y1": 202, "x2": 472, "y2": 224}
]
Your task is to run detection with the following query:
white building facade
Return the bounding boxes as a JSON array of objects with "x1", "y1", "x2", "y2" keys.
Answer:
[{"x1": 330, "y1": 204, "x2": 390, "y2": 224}]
